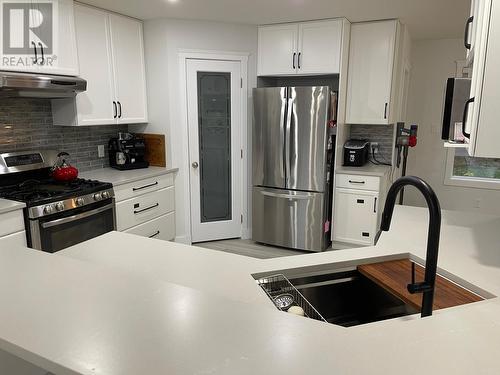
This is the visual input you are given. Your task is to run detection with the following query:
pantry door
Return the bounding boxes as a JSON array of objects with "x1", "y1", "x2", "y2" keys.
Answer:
[{"x1": 186, "y1": 59, "x2": 242, "y2": 243}]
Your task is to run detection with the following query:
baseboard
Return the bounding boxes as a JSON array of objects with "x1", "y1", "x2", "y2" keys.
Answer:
[{"x1": 175, "y1": 235, "x2": 191, "y2": 245}]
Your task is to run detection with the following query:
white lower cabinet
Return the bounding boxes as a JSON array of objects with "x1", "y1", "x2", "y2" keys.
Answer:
[
  {"x1": 114, "y1": 173, "x2": 176, "y2": 242},
  {"x1": 333, "y1": 172, "x2": 387, "y2": 246},
  {"x1": 333, "y1": 189, "x2": 379, "y2": 245}
]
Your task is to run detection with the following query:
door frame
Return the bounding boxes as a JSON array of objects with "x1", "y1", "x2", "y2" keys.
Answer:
[{"x1": 178, "y1": 49, "x2": 249, "y2": 244}]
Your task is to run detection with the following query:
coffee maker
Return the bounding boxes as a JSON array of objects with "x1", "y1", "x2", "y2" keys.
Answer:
[{"x1": 109, "y1": 133, "x2": 150, "y2": 170}]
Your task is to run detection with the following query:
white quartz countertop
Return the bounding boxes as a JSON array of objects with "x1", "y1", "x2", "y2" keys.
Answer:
[
  {"x1": 337, "y1": 164, "x2": 392, "y2": 177},
  {"x1": 80, "y1": 166, "x2": 178, "y2": 187},
  {"x1": 1, "y1": 205, "x2": 500, "y2": 374},
  {"x1": 0, "y1": 198, "x2": 25, "y2": 214}
]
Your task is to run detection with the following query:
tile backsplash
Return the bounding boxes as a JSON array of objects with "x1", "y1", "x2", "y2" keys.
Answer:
[
  {"x1": 0, "y1": 99, "x2": 128, "y2": 171},
  {"x1": 349, "y1": 124, "x2": 395, "y2": 165}
]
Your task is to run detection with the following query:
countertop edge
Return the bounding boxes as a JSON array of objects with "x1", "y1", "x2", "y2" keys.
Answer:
[{"x1": 81, "y1": 167, "x2": 179, "y2": 187}]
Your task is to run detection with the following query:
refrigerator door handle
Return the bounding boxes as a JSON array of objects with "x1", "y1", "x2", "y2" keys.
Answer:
[
  {"x1": 285, "y1": 89, "x2": 294, "y2": 188},
  {"x1": 281, "y1": 87, "x2": 289, "y2": 184},
  {"x1": 261, "y1": 191, "x2": 314, "y2": 200}
]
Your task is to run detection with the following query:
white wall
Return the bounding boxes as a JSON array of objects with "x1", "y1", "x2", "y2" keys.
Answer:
[
  {"x1": 132, "y1": 19, "x2": 258, "y2": 243},
  {"x1": 405, "y1": 38, "x2": 500, "y2": 214}
]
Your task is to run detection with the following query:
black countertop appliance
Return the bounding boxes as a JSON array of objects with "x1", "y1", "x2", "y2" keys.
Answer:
[
  {"x1": 109, "y1": 133, "x2": 149, "y2": 170},
  {"x1": 343, "y1": 139, "x2": 370, "y2": 167}
]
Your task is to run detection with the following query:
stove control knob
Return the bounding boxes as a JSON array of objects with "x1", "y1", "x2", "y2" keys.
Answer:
[
  {"x1": 43, "y1": 205, "x2": 54, "y2": 215},
  {"x1": 75, "y1": 198, "x2": 85, "y2": 207},
  {"x1": 101, "y1": 191, "x2": 110, "y2": 200},
  {"x1": 55, "y1": 202, "x2": 65, "y2": 212},
  {"x1": 93, "y1": 193, "x2": 103, "y2": 202}
]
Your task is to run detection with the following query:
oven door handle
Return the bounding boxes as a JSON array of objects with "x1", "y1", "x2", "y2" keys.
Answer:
[{"x1": 41, "y1": 204, "x2": 115, "y2": 229}]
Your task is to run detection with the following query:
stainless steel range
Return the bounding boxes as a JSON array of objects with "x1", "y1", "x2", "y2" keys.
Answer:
[{"x1": 0, "y1": 150, "x2": 116, "y2": 252}]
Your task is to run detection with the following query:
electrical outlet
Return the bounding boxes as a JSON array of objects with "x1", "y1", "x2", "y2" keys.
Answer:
[
  {"x1": 98, "y1": 145, "x2": 105, "y2": 158},
  {"x1": 371, "y1": 142, "x2": 379, "y2": 154}
]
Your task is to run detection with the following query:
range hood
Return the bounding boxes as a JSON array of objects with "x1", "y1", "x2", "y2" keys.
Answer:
[{"x1": 0, "y1": 71, "x2": 87, "y2": 98}]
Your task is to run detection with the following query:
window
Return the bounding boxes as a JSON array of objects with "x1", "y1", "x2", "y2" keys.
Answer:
[{"x1": 445, "y1": 148, "x2": 500, "y2": 190}]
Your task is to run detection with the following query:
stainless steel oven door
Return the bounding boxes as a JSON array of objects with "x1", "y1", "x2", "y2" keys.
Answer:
[{"x1": 30, "y1": 200, "x2": 116, "y2": 253}]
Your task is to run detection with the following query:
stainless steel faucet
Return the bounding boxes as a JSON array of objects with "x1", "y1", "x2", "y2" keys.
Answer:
[{"x1": 380, "y1": 176, "x2": 442, "y2": 318}]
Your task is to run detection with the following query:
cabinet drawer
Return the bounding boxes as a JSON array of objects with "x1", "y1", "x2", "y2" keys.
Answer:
[
  {"x1": 124, "y1": 212, "x2": 175, "y2": 241},
  {"x1": 336, "y1": 174, "x2": 380, "y2": 191},
  {"x1": 116, "y1": 187, "x2": 174, "y2": 231},
  {"x1": 0, "y1": 231, "x2": 27, "y2": 248},
  {"x1": 114, "y1": 174, "x2": 174, "y2": 202},
  {"x1": 0, "y1": 210, "x2": 25, "y2": 237}
]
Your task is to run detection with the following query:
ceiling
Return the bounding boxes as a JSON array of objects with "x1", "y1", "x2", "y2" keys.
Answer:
[{"x1": 81, "y1": 0, "x2": 470, "y2": 40}]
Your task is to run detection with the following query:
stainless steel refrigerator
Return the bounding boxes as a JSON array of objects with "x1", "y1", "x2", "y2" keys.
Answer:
[{"x1": 252, "y1": 86, "x2": 335, "y2": 252}]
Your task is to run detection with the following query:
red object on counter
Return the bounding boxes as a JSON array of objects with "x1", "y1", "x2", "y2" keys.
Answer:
[{"x1": 51, "y1": 152, "x2": 79, "y2": 182}]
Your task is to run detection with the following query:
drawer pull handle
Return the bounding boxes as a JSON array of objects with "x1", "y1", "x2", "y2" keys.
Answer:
[
  {"x1": 133, "y1": 182, "x2": 159, "y2": 191},
  {"x1": 349, "y1": 180, "x2": 366, "y2": 184},
  {"x1": 357, "y1": 199, "x2": 365, "y2": 204},
  {"x1": 134, "y1": 203, "x2": 159, "y2": 214},
  {"x1": 149, "y1": 231, "x2": 160, "y2": 238}
]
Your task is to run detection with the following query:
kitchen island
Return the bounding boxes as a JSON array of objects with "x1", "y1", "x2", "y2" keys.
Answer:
[{"x1": 0, "y1": 205, "x2": 500, "y2": 374}]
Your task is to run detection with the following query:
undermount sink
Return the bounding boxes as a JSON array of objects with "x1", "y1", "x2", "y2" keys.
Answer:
[
  {"x1": 255, "y1": 258, "x2": 487, "y2": 328},
  {"x1": 257, "y1": 268, "x2": 418, "y2": 328}
]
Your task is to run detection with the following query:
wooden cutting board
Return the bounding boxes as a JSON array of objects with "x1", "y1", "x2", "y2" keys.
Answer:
[
  {"x1": 137, "y1": 133, "x2": 166, "y2": 167},
  {"x1": 358, "y1": 259, "x2": 484, "y2": 311}
]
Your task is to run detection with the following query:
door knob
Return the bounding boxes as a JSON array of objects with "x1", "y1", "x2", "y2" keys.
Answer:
[{"x1": 192, "y1": 162, "x2": 199, "y2": 168}]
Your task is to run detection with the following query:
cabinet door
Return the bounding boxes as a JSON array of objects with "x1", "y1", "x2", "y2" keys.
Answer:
[
  {"x1": 333, "y1": 188, "x2": 378, "y2": 245},
  {"x1": 472, "y1": 0, "x2": 500, "y2": 158},
  {"x1": 74, "y1": 4, "x2": 116, "y2": 126},
  {"x1": 258, "y1": 24, "x2": 298, "y2": 76},
  {"x1": 346, "y1": 21, "x2": 397, "y2": 125},
  {"x1": 297, "y1": 20, "x2": 343, "y2": 75},
  {"x1": 0, "y1": 0, "x2": 45, "y2": 72},
  {"x1": 109, "y1": 14, "x2": 148, "y2": 124},
  {"x1": 37, "y1": 0, "x2": 79, "y2": 75}
]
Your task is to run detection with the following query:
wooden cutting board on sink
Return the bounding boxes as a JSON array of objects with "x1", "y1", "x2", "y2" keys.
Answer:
[{"x1": 358, "y1": 259, "x2": 484, "y2": 311}]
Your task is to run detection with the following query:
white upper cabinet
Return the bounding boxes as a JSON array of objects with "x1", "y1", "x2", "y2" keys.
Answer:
[
  {"x1": 461, "y1": 0, "x2": 500, "y2": 158},
  {"x1": 297, "y1": 20, "x2": 343, "y2": 75},
  {"x1": 72, "y1": 4, "x2": 148, "y2": 126},
  {"x1": 258, "y1": 24, "x2": 298, "y2": 76},
  {"x1": 258, "y1": 19, "x2": 347, "y2": 76},
  {"x1": 346, "y1": 20, "x2": 400, "y2": 125},
  {"x1": 109, "y1": 14, "x2": 148, "y2": 124},
  {"x1": 0, "y1": 0, "x2": 78, "y2": 75},
  {"x1": 74, "y1": 4, "x2": 115, "y2": 126}
]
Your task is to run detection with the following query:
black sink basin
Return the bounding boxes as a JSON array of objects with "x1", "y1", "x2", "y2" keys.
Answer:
[{"x1": 259, "y1": 269, "x2": 419, "y2": 328}]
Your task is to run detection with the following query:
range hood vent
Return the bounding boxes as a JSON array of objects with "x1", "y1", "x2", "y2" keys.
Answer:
[{"x1": 0, "y1": 71, "x2": 87, "y2": 98}]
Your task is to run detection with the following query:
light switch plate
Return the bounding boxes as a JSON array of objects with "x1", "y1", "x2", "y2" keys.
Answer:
[{"x1": 98, "y1": 145, "x2": 105, "y2": 158}]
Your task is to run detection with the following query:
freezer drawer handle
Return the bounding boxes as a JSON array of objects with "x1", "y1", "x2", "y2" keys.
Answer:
[
  {"x1": 133, "y1": 181, "x2": 159, "y2": 191},
  {"x1": 149, "y1": 231, "x2": 161, "y2": 238},
  {"x1": 261, "y1": 191, "x2": 313, "y2": 200},
  {"x1": 134, "y1": 203, "x2": 159, "y2": 214},
  {"x1": 349, "y1": 180, "x2": 366, "y2": 184}
]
